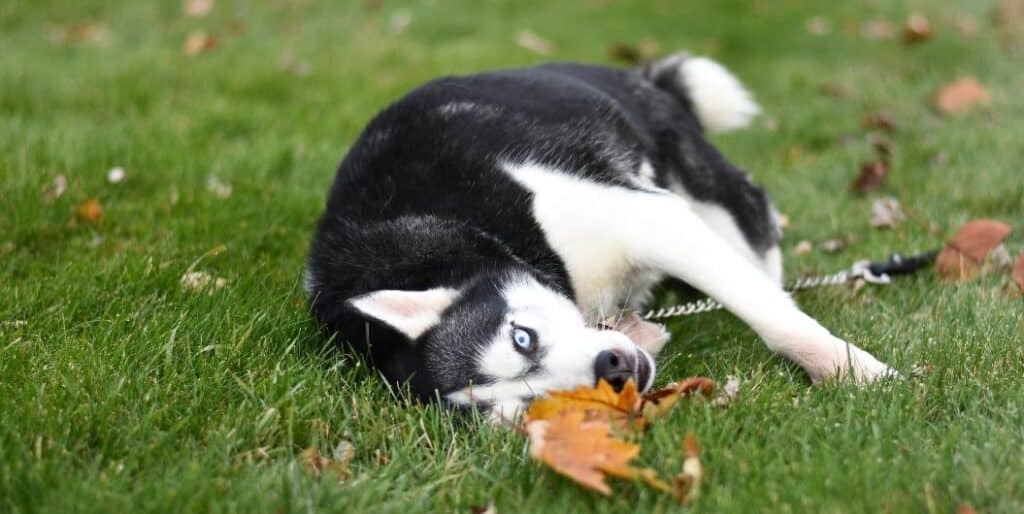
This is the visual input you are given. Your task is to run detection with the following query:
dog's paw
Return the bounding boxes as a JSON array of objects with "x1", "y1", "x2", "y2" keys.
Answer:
[{"x1": 805, "y1": 341, "x2": 900, "y2": 385}]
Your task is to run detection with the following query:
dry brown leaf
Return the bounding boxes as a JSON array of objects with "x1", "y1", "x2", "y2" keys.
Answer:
[
  {"x1": 903, "y1": 13, "x2": 933, "y2": 44},
  {"x1": 43, "y1": 175, "x2": 68, "y2": 203},
  {"x1": 1012, "y1": 250, "x2": 1024, "y2": 292},
  {"x1": 674, "y1": 433, "x2": 703, "y2": 504},
  {"x1": 852, "y1": 161, "x2": 889, "y2": 193},
  {"x1": 953, "y1": 13, "x2": 979, "y2": 38},
  {"x1": 48, "y1": 20, "x2": 111, "y2": 46},
  {"x1": 935, "y1": 77, "x2": 991, "y2": 115},
  {"x1": 992, "y1": 0, "x2": 1024, "y2": 30},
  {"x1": 206, "y1": 175, "x2": 232, "y2": 198},
  {"x1": 935, "y1": 219, "x2": 1013, "y2": 280},
  {"x1": 183, "y1": 30, "x2": 219, "y2": 55},
  {"x1": 608, "y1": 43, "x2": 642, "y2": 64},
  {"x1": 710, "y1": 375, "x2": 740, "y2": 407},
  {"x1": 470, "y1": 503, "x2": 497, "y2": 514},
  {"x1": 862, "y1": 19, "x2": 896, "y2": 40},
  {"x1": 515, "y1": 30, "x2": 553, "y2": 56},
  {"x1": 528, "y1": 411, "x2": 649, "y2": 495},
  {"x1": 794, "y1": 240, "x2": 813, "y2": 256},
  {"x1": 526, "y1": 379, "x2": 644, "y2": 431},
  {"x1": 180, "y1": 271, "x2": 228, "y2": 291},
  {"x1": 870, "y1": 197, "x2": 905, "y2": 228},
  {"x1": 957, "y1": 503, "x2": 979, "y2": 514},
  {"x1": 862, "y1": 111, "x2": 897, "y2": 133},
  {"x1": 639, "y1": 377, "x2": 716, "y2": 421},
  {"x1": 805, "y1": 16, "x2": 832, "y2": 36},
  {"x1": 184, "y1": 0, "x2": 213, "y2": 17},
  {"x1": 820, "y1": 235, "x2": 853, "y2": 254},
  {"x1": 75, "y1": 197, "x2": 103, "y2": 224},
  {"x1": 301, "y1": 444, "x2": 353, "y2": 481}
]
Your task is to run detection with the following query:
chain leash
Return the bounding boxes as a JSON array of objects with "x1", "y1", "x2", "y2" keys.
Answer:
[{"x1": 640, "y1": 251, "x2": 938, "y2": 321}]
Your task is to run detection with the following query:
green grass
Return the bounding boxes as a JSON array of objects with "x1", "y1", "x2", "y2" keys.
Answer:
[{"x1": 2, "y1": 0, "x2": 1023, "y2": 512}]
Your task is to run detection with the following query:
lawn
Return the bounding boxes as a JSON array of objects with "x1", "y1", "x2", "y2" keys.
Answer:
[{"x1": 2, "y1": 0, "x2": 1023, "y2": 512}]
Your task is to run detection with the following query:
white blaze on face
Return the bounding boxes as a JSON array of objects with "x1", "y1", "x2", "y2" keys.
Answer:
[{"x1": 446, "y1": 274, "x2": 655, "y2": 420}]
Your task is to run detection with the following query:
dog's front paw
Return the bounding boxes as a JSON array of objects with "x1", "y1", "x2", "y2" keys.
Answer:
[{"x1": 804, "y1": 340, "x2": 899, "y2": 385}]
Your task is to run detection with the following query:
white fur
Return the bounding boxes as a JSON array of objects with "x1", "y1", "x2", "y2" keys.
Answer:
[
  {"x1": 347, "y1": 288, "x2": 459, "y2": 340},
  {"x1": 679, "y1": 57, "x2": 761, "y2": 133},
  {"x1": 504, "y1": 160, "x2": 895, "y2": 384},
  {"x1": 447, "y1": 274, "x2": 655, "y2": 420}
]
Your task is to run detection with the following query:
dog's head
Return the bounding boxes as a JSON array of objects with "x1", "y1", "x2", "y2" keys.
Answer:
[{"x1": 345, "y1": 271, "x2": 668, "y2": 420}]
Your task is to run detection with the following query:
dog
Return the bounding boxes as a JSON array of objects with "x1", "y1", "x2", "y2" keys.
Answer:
[{"x1": 305, "y1": 52, "x2": 895, "y2": 419}]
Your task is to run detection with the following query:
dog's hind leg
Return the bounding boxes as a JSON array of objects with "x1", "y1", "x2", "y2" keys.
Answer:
[{"x1": 627, "y1": 193, "x2": 895, "y2": 384}]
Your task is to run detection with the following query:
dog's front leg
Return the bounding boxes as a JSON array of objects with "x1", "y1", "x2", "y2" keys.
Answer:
[{"x1": 629, "y1": 194, "x2": 895, "y2": 383}]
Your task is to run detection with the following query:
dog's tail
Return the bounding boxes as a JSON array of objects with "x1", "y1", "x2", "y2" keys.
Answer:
[{"x1": 642, "y1": 53, "x2": 761, "y2": 133}]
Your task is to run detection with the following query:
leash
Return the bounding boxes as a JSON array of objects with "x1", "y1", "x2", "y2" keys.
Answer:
[{"x1": 639, "y1": 250, "x2": 939, "y2": 321}]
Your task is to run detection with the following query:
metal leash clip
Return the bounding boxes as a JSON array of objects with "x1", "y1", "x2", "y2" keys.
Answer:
[{"x1": 848, "y1": 260, "x2": 892, "y2": 285}]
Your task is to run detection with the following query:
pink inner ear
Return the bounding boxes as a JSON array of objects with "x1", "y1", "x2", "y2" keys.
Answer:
[
  {"x1": 379, "y1": 292, "x2": 453, "y2": 317},
  {"x1": 604, "y1": 311, "x2": 670, "y2": 354}
]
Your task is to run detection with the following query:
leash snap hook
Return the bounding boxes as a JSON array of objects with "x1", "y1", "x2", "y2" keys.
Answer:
[{"x1": 849, "y1": 260, "x2": 891, "y2": 285}]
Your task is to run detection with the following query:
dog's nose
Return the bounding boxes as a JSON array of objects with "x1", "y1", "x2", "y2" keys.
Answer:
[{"x1": 593, "y1": 349, "x2": 636, "y2": 391}]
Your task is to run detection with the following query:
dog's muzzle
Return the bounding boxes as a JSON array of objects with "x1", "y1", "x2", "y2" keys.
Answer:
[{"x1": 593, "y1": 348, "x2": 651, "y2": 392}]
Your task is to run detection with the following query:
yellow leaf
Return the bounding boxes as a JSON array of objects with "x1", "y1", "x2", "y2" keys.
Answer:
[{"x1": 527, "y1": 411, "x2": 643, "y2": 495}]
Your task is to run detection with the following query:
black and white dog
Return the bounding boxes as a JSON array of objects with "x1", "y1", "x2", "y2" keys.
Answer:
[{"x1": 306, "y1": 53, "x2": 894, "y2": 418}]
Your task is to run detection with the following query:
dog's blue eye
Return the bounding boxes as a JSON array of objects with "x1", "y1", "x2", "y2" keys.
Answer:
[{"x1": 512, "y1": 327, "x2": 537, "y2": 353}]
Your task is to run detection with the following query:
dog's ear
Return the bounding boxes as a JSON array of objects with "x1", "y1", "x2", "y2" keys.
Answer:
[
  {"x1": 606, "y1": 311, "x2": 670, "y2": 356},
  {"x1": 345, "y1": 288, "x2": 459, "y2": 341}
]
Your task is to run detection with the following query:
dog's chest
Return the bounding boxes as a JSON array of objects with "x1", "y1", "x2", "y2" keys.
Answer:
[{"x1": 504, "y1": 162, "x2": 666, "y2": 321}]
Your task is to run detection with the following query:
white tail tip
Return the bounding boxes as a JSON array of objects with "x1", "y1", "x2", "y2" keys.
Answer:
[{"x1": 679, "y1": 57, "x2": 761, "y2": 133}]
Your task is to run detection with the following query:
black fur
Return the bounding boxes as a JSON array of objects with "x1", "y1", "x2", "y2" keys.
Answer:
[{"x1": 306, "y1": 59, "x2": 779, "y2": 400}]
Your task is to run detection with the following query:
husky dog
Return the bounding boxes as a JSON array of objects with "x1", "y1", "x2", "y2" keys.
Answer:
[{"x1": 305, "y1": 53, "x2": 895, "y2": 419}]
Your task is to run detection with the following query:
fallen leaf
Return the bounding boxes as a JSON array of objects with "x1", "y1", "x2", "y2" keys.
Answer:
[
  {"x1": 794, "y1": 240, "x2": 813, "y2": 256},
  {"x1": 817, "y1": 81, "x2": 854, "y2": 98},
  {"x1": 935, "y1": 77, "x2": 991, "y2": 115},
  {"x1": 608, "y1": 43, "x2": 642, "y2": 65},
  {"x1": 953, "y1": 13, "x2": 979, "y2": 38},
  {"x1": 48, "y1": 20, "x2": 111, "y2": 46},
  {"x1": 935, "y1": 219, "x2": 1013, "y2": 280},
  {"x1": 903, "y1": 13, "x2": 933, "y2": 44},
  {"x1": 527, "y1": 411, "x2": 665, "y2": 495},
  {"x1": 852, "y1": 161, "x2": 889, "y2": 193},
  {"x1": 526, "y1": 379, "x2": 644, "y2": 431},
  {"x1": 911, "y1": 363, "x2": 934, "y2": 377},
  {"x1": 639, "y1": 378, "x2": 716, "y2": 421},
  {"x1": 776, "y1": 212, "x2": 790, "y2": 231},
  {"x1": 862, "y1": 19, "x2": 896, "y2": 40},
  {"x1": 390, "y1": 11, "x2": 412, "y2": 35},
  {"x1": 43, "y1": 174, "x2": 68, "y2": 203},
  {"x1": 673, "y1": 433, "x2": 703, "y2": 504},
  {"x1": 820, "y1": 235, "x2": 853, "y2": 254},
  {"x1": 992, "y1": 0, "x2": 1024, "y2": 30},
  {"x1": 870, "y1": 197, "x2": 905, "y2": 228},
  {"x1": 805, "y1": 16, "x2": 832, "y2": 36},
  {"x1": 710, "y1": 375, "x2": 740, "y2": 407},
  {"x1": 957, "y1": 503, "x2": 978, "y2": 514},
  {"x1": 1012, "y1": 250, "x2": 1024, "y2": 291},
  {"x1": 206, "y1": 175, "x2": 232, "y2": 198},
  {"x1": 862, "y1": 111, "x2": 898, "y2": 133},
  {"x1": 516, "y1": 30, "x2": 553, "y2": 56},
  {"x1": 75, "y1": 197, "x2": 103, "y2": 224},
  {"x1": 470, "y1": 503, "x2": 497, "y2": 514},
  {"x1": 872, "y1": 138, "x2": 893, "y2": 161},
  {"x1": 301, "y1": 444, "x2": 353, "y2": 481},
  {"x1": 183, "y1": 0, "x2": 213, "y2": 17},
  {"x1": 183, "y1": 30, "x2": 219, "y2": 55},
  {"x1": 180, "y1": 271, "x2": 228, "y2": 291},
  {"x1": 107, "y1": 166, "x2": 126, "y2": 184}
]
